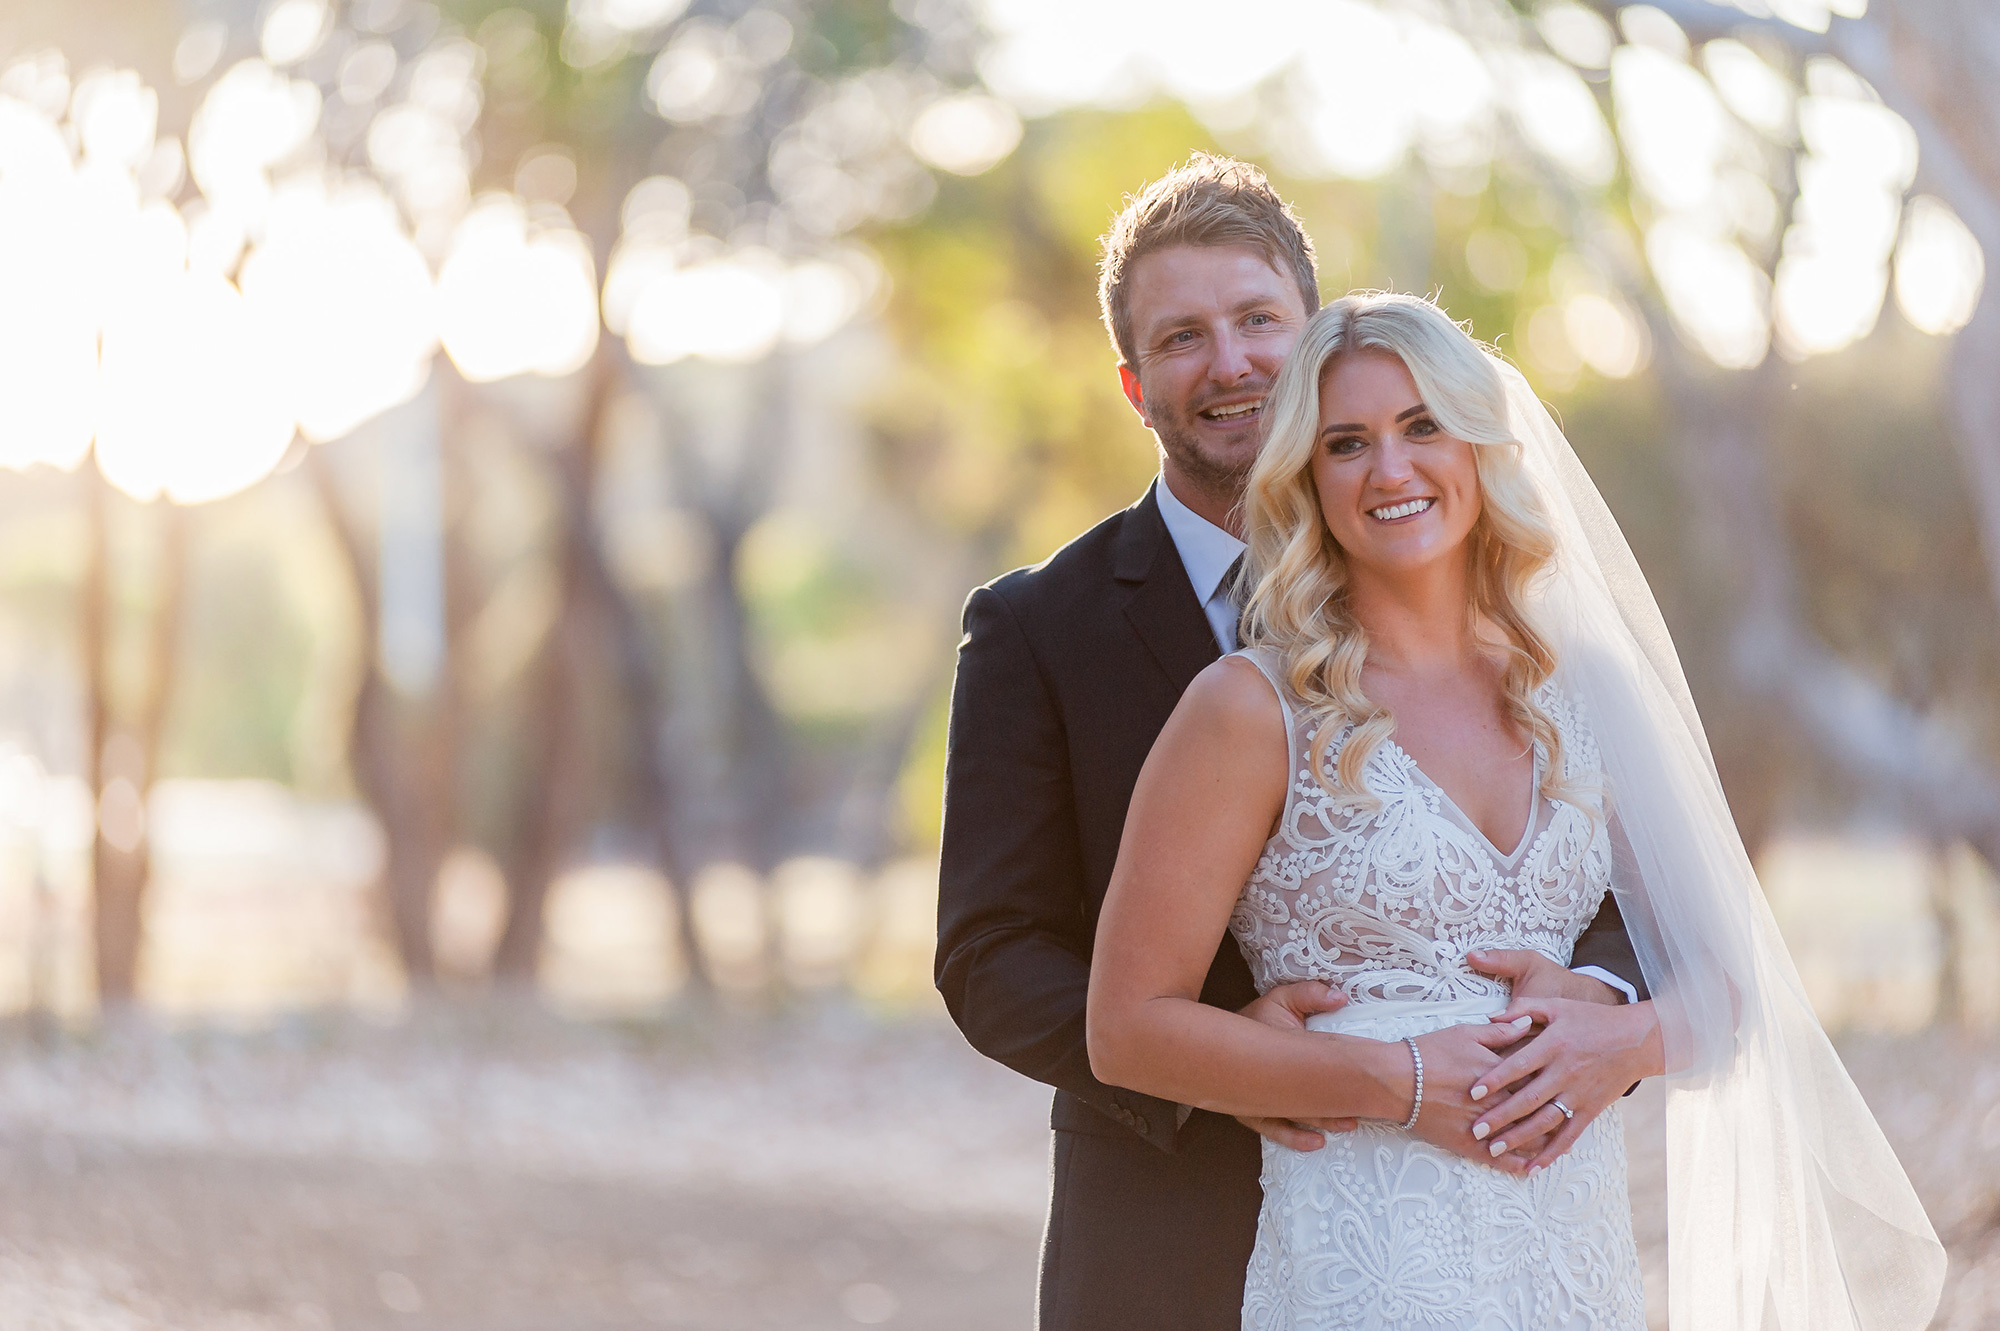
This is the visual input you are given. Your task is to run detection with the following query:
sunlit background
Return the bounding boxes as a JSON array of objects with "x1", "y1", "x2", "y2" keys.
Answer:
[{"x1": 0, "y1": 0, "x2": 1997, "y2": 1327}]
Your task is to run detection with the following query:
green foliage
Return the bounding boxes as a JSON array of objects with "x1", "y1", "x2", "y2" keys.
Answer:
[{"x1": 162, "y1": 502, "x2": 319, "y2": 784}]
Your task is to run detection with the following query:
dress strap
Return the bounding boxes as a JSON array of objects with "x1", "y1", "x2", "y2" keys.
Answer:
[{"x1": 1230, "y1": 647, "x2": 1302, "y2": 798}]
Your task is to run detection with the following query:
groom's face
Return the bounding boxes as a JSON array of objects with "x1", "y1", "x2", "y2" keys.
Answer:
[{"x1": 1117, "y1": 244, "x2": 1308, "y2": 502}]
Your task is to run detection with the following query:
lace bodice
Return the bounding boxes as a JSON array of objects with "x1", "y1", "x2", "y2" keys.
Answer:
[
  {"x1": 1228, "y1": 650, "x2": 1614, "y2": 1006},
  {"x1": 1228, "y1": 650, "x2": 1644, "y2": 1331}
]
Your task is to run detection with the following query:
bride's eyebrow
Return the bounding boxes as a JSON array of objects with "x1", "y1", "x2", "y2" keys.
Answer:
[{"x1": 1320, "y1": 403, "x2": 1429, "y2": 434}]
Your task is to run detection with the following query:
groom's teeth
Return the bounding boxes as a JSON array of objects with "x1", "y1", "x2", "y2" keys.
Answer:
[
  {"x1": 1368, "y1": 498, "x2": 1435, "y2": 521},
  {"x1": 1202, "y1": 400, "x2": 1262, "y2": 420}
]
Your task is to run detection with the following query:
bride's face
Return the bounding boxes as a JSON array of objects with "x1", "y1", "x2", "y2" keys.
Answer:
[{"x1": 1311, "y1": 349, "x2": 1483, "y2": 580}]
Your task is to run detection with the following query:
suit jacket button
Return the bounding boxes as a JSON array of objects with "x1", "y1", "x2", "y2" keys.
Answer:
[{"x1": 1134, "y1": 1115, "x2": 1150, "y2": 1136}]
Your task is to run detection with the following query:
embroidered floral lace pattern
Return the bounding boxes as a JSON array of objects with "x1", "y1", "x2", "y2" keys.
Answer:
[{"x1": 1229, "y1": 654, "x2": 1645, "y2": 1331}]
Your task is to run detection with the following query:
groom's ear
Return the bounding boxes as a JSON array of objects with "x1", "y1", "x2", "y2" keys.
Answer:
[{"x1": 1117, "y1": 362, "x2": 1150, "y2": 424}]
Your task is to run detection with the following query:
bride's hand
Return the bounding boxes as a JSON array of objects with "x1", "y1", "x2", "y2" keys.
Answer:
[
  {"x1": 1234, "y1": 981, "x2": 1361, "y2": 1150},
  {"x1": 1410, "y1": 1022, "x2": 1556, "y2": 1176},
  {"x1": 1465, "y1": 997, "x2": 1665, "y2": 1172}
]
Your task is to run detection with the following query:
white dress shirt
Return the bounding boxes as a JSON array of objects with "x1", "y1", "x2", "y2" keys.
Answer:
[
  {"x1": 1154, "y1": 474, "x2": 1246, "y2": 654},
  {"x1": 1152, "y1": 474, "x2": 1638, "y2": 1006}
]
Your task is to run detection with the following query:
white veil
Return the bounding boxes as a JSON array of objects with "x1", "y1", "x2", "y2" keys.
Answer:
[{"x1": 1499, "y1": 363, "x2": 1946, "y2": 1330}]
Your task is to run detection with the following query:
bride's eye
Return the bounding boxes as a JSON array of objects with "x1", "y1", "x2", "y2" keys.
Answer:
[
  {"x1": 1324, "y1": 435, "x2": 1366, "y2": 456},
  {"x1": 1407, "y1": 417, "x2": 1439, "y2": 439}
]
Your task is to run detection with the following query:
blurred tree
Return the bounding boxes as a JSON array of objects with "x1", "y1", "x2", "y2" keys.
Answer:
[
  {"x1": 428, "y1": 0, "x2": 1002, "y2": 988},
  {"x1": 80, "y1": 479, "x2": 185, "y2": 1003},
  {"x1": 1562, "y1": 0, "x2": 2000, "y2": 869}
]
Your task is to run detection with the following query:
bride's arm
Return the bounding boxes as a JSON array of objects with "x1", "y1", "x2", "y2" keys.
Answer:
[{"x1": 1086, "y1": 657, "x2": 1415, "y2": 1124}]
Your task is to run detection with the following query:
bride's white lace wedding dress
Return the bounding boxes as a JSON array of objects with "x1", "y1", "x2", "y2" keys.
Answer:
[{"x1": 1228, "y1": 649, "x2": 1645, "y2": 1331}]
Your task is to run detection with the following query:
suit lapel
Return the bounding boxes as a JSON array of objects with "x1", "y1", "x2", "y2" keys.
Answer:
[{"x1": 1115, "y1": 482, "x2": 1222, "y2": 694}]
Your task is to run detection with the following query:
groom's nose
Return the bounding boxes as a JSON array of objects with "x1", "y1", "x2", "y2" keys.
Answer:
[{"x1": 1206, "y1": 325, "x2": 1259, "y2": 385}]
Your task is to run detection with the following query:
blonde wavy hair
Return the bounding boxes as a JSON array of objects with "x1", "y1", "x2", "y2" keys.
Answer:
[{"x1": 1240, "y1": 292, "x2": 1587, "y2": 812}]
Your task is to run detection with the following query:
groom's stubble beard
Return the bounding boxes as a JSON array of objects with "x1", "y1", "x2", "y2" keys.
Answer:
[{"x1": 1149, "y1": 392, "x2": 1262, "y2": 510}]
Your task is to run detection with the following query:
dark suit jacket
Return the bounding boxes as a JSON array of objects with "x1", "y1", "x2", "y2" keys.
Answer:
[{"x1": 935, "y1": 482, "x2": 1646, "y2": 1331}]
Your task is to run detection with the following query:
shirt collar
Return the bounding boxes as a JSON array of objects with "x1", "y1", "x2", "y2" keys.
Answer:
[{"x1": 1154, "y1": 474, "x2": 1246, "y2": 605}]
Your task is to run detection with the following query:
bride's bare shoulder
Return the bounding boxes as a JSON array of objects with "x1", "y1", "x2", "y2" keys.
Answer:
[{"x1": 1170, "y1": 655, "x2": 1287, "y2": 744}]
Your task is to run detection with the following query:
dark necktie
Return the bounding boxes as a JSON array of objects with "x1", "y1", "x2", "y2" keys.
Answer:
[{"x1": 1224, "y1": 551, "x2": 1248, "y2": 650}]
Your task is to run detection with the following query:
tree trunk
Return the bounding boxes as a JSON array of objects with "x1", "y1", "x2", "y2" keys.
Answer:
[
  {"x1": 493, "y1": 346, "x2": 711, "y2": 990},
  {"x1": 1930, "y1": 840, "x2": 1966, "y2": 1026},
  {"x1": 1660, "y1": 351, "x2": 2000, "y2": 870},
  {"x1": 490, "y1": 445, "x2": 593, "y2": 982},
  {"x1": 572, "y1": 461, "x2": 712, "y2": 990},
  {"x1": 307, "y1": 448, "x2": 447, "y2": 984},
  {"x1": 82, "y1": 474, "x2": 188, "y2": 1008}
]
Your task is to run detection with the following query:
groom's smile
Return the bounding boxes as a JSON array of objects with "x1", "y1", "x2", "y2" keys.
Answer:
[{"x1": 1197, "y1": 395, "x2": 1266, "y2": 427}]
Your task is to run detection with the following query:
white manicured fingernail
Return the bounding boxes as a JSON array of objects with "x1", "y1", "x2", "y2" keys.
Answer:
[
  {"x1": 1470, "y1": 1084, "x2": 1488, "y2": 1101},
  {"x1": 1489, "y1": 1140, "x2": 1507, "y2": 1157},
  {"x1": 1472, "y1": 1122, "x2": 1490, "y2": 1140},
  {"x1": 1509, "y1": 1016, "x2": 1532, "y2": 1032}
]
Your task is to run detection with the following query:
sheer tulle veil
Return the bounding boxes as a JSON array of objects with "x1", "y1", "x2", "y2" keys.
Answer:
[{"x1": 1498, "y1": 362, "x2": 1945, "y2": 1330}]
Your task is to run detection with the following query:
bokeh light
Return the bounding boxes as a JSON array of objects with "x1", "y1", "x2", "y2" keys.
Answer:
[
  {"x1": 1701, "y1": 39, "x2": 1794, "y2": 139},
  {"x1": 260, "y1": 0, "x2": 330, "y2": 68},
  {"x1": 187, "y1": 59, "x2": 322, "y2": 229},
  {"x1": 909, "y1": 94, "x2": 1022, "y2": 177},
  {"x1": 1564, "y1": 291, "x2": 1651, "y2": 380},
  {"x1": 1773, "y1": 81, "x2": 1917, "y2": 358},
  {"x1": 1613, "y1": 44, "x2": 1729, "y2": 215},
  {"x1": 238, "y1": 179, "x2": 438, "y2": 442},
  {"x1": 95, "y1": 269, "x2": 296, "y2": 503},
  {"x1": 1534, "y1": 2, "x2": 1614, "y2": 71},
  {"x1": 435, "y1": 196, "x2": 598, "y2": 382},
  {"x1": 0, "y1": 96, "x2": 101, "y2": 472},
  {"x1": 1646, "y1": 219, "x2": 1773, "y2": 369},
  {"x1": 1894, "y1": 195, "x2": 1985, "y2": 337},
  {"x1": 72, "y1": 69, "x2": 158, "y2": 170}
]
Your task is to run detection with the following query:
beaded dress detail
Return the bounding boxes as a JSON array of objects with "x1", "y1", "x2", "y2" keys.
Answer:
[{"x1": 1228, "y1": 649, "x2": 1644, "y2": 1331}]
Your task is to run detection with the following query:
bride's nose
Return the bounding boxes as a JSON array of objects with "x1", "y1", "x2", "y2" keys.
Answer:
[{"x1": 1368, "y1": 435, "x2": 1418, "y2": 486}]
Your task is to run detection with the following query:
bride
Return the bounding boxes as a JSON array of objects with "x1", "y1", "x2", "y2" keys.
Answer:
[{"x1": 1085, "y1": 292, "x2": 1945, "y2": 1329}]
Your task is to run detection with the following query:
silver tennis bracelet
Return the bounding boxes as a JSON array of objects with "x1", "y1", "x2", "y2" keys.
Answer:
[{"x1": 1400, "y1": 1035, "x2": 1424, "y2": 1130}]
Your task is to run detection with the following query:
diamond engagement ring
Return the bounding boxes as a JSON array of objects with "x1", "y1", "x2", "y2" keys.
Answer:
[{"x1": 1551, "y1": 1097, "x2": 1575, "y2": 1120}]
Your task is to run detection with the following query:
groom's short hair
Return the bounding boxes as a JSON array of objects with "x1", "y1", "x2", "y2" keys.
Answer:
[{"x1": 1098, "y1": 153, "x2": 1319, "y2": 367}]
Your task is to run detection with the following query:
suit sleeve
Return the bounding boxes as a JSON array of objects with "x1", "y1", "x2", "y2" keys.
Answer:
[
  {"x1": 1572, "y1": 808, "x2": 1651, "y2": 1003},
  {"x1": 1575, "y1": 813, "x2": 1654, "y2": 1096},
  {"x1": 1568, "y1": 889, "x2": 1650, "y2": 1003},
  {"x1": 934, "y1": 585, "x2": 1183, "y2": 1152}
]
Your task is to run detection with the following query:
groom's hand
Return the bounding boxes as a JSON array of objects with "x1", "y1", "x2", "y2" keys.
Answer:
[
  {"x1": 1234, "y1": 981, "x2": 1361, "y2": 1151},
  {"x1": 1468, "y1": 947, "x2": 1622, "y2": 1005}
]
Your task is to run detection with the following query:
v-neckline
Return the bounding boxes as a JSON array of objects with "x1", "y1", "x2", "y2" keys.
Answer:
[{"x1": 1385, "y1": 738, "x2": 1540, "y2": 868}]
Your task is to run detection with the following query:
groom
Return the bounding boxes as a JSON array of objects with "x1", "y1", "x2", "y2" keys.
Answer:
[{"x1": 935, "y1": 155, "x2": 1650, "y2": 1330}]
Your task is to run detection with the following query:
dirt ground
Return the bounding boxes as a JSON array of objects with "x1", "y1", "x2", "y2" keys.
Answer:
[{"x1": 0, "y1": 1003, "x2": 1990, "y2": 1330}]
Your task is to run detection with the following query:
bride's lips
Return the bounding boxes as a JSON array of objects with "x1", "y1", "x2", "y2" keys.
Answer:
[{"x1": 1366, "y1": 497, "x2": 1436, "y2": 522}]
